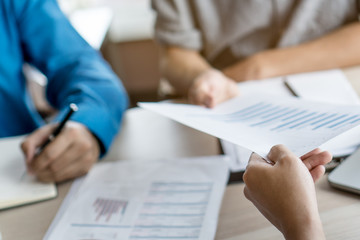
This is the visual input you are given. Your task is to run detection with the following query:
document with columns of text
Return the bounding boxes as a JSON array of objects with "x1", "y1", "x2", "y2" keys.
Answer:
[{"x1": 45, "y1": 156, "x2": 229, "y2": 240}]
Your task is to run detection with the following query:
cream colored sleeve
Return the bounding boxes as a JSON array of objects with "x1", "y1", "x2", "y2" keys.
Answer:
[{"x1": 151, "y1": 0, "x2": 202, "y2": 50}]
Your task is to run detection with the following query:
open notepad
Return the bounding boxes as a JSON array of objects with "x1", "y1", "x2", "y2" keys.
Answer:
[{"x1": 0, "y1": 136, "x2": 57, "y2": 210}]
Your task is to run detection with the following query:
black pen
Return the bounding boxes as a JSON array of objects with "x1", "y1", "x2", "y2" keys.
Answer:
[
  {"x1": 37, "y1": 103, "x2": 78, "y2": 153},
  {"x1": 283, "y1": 77, "x2": 299, "y2": 97}
]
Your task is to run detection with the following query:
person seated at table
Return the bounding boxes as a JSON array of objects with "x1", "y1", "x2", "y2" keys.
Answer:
[
  {"x1": 151, "y1": 0, "x2": 360, "y2": 108},
  {"x1": 244, "y1": 145, "x2": 332, "y2": 240},
  {"x1": 1, "y1": 0, "x2": 128, "y2": 182}
]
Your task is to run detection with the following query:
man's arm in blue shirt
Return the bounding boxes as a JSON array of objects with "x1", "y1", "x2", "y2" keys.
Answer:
[{"x1": 16, "y1": 0, "x2": 128, "y2": 154}]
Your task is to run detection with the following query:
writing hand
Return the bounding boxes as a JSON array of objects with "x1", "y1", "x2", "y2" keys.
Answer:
[{"x1": 21, "y1": 121, "x2": 100, "y2": 182}]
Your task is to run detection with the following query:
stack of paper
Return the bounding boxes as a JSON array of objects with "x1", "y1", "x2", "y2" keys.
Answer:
[{"x1": 45, "y1": 156, "x2": 229, "y2": 240}]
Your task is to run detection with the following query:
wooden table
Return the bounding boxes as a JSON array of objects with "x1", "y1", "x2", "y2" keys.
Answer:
[{"x1": 1, "y1": 68, "x2": 360, "y2": 240}]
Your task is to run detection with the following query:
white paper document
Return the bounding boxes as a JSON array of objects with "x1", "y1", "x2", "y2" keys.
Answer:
[
  {"x1": 45, "y1": 156, "x2": 229, "y2": 240},
  {"x1": 219, "y1": 69, "x2": 360, "y2": 171},
  {"x1": 238, "y1": 77, "x2": 292, "y2": 97},
  {"x1": 285, "y1": 69, "x2": 360, "y2": 156},
  {"x1": 0, "y1": 136, "x2": 57, "y2": 209},
  {"x1": 140, "y1": 95, "x2": 360, "y2": 158},
  {"x1": 285, "y1": 69, "x2": 360, "y2": 105},
  {"x1": 220, "y1": 77, "x2": 293, "y2": 171}
]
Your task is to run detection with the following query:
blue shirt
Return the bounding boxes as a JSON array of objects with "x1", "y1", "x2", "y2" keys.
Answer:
[{"x1": 0, "y1": 0, "x2": 128, "y2": 154}]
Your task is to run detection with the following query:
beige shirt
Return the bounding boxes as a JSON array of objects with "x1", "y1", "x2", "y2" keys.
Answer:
[{"x1": 152, "y1": 0, "x2": 358, "y2": 69}]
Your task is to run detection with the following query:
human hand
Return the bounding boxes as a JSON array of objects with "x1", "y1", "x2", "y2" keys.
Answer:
[
  {"x1": 188, "y1": 69, "x2": 239, "y2": 108},
  {"x1": 299, "y1": 148, "x2": 331, "y2": 182},
  {"x1": 21, "y1": 121, "x2": 100, "y2": 183},
  {"x1": 222, "y1": 52, "x2": 274, "y2": 82},
  {"x1": 243, "y1": 145, "x2": 331, "y2": 240}
]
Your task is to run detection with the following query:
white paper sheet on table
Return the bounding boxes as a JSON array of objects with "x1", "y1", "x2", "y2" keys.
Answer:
[
  {"x1": 139, "y1": 94, "x2": 360, "y2": 159},
  {"x1": 285, "y1": 69, "x2": 360, "y2": 105},
  {"x1": 44, "y1": 156, "x2": 229, "y2": 240},
  {"x1": 238, "y1": 77, "x2": 292, "y2": 97}
]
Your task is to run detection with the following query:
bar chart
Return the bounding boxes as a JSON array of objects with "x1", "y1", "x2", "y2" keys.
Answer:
[
  {"x1": 93, "y1": 198, "x2": 128, "y2": 222},
  {"x1": 211, "y1": 101, "x2": 360, "y2": 132}
]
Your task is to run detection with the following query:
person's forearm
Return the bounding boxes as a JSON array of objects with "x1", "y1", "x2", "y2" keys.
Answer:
[
  {"x1": 262, "y1": 22, "x2": 360, "y2": 77},
  {"x1": 284, "y1": 216, "x2": 325, "y2": 240},
  {"x1": 160, "y1": 47, "x2": 211, "y2": 96},
  {"x1": 226, "y1": 22, "x2": 360, "y2": 81}
]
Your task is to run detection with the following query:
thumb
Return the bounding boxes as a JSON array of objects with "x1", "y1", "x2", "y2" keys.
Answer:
[
  {"x1": 267, "y1": 144, "x2": 297, "y2": 165},
  {"x1": 21, "y1": 124, "x2": 57, "y2": 163},
  {"x1": 248, "y1": 152, "x2": 272, "y2": 166},
  {"x1": 21, "y1": 140, "x2": 35, "y2": 164}
]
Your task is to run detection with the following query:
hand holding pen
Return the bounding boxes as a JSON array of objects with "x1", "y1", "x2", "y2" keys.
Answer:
[
  {"x1": 36, "y1": 103, "x2": 78, "y2": 154},
  {"x1": 21, "y1": 103, "x2": 100, "y2": 183}
]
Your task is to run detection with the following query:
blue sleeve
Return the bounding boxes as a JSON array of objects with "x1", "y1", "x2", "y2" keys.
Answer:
[{"x1": 15, "y1": 0, "x2": 129, "y2": 155}]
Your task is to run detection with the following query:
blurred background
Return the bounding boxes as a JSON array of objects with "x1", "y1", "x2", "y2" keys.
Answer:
[{"x1": 29, "y1": 0, "x2": 161, "y2": 115}]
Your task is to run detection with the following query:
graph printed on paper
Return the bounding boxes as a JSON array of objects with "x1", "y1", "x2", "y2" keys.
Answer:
[
  {"x1": 93, "y1": 198, "x2": 128, "y2": 223},
  {"x1": 209, "y1": 101, "x2": 360, "y2": 132}
]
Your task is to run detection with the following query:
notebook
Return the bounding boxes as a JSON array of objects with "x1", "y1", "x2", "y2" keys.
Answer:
[{"x1": 0, "y1": 136, "x2": 57, "y2": 210}]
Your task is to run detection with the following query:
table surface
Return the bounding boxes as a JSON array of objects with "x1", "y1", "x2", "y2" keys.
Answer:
[{"x1": 2, "y1": 67, "x2": 360, "y2": 240}]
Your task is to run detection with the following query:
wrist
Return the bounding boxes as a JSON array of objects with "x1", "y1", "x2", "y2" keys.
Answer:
[
  {"x1": 188, "y1": 68, "x2": 219, "y2": 91},
  {"x1": 222, "y1": 51, "x2": 277, "y2": 81},
  {"x1": 254, "y1": 46, "x2": 311, "y2": 78},
  {"x1": 188, "y1": 67, "x2": 213, "y2": 86},
  {"x1": 250, "y1": 51, "x2": 277, "y2": 79},
  {"x1": 283, "y1": 213, "x2": 325, "y2": 240}
]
